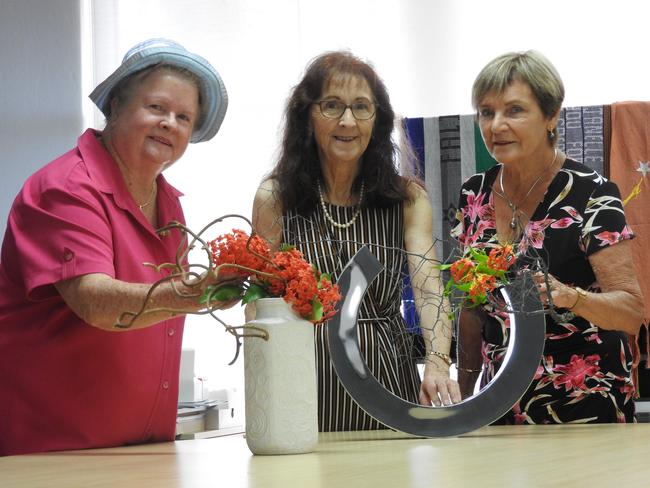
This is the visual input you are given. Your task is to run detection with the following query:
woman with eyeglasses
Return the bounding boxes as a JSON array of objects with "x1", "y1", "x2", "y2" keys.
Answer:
[{"x1": 251, "y1": 51, "x2": 461, "y2": 432}]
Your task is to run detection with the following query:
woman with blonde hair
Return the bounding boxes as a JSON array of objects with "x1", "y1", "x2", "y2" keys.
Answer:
[{"x1": 454, "y1": 50, "x2": 644, "y2": 423}]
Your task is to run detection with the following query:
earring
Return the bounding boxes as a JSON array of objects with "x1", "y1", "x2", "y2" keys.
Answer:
[{"x1": 548, "y1": 128, "x2": 555, "y2": 140}]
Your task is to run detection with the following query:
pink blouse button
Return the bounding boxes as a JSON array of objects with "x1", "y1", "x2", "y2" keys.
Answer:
[{"x1": 162, "y1": 381, "x2": 169, "y2": 390}]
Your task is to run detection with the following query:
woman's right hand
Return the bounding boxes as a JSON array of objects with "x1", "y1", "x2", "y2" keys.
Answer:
[
  {"x1": 419, "y1": 362, "x2": 462, "y2": 407},
  {"x1": 198, "y1": 270, "x2": 245, "y2": 311}
]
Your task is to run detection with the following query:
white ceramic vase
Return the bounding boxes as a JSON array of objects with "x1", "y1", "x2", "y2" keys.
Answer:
[{"x1": 244, "y1": 297, "x2": 318, "y2": 455}]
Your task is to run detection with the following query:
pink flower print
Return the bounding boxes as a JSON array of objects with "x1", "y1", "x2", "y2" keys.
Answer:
[
  {"x1": 621, "y1": 225, "x2": 634, "y2": 239},
  {"x1": 552, "y1": 354, "x2": 601, "y2": 391},
  {"x1": 511, "y1": 401, "x2": 532, "y2": 424},
  {"x1": 481, "y1": 207, "x2": 496, "y2": 228},
  {"x1": 560, "y1": 206, "x2": 582, "y2": 221},
  {"x1": 475, "y1": 218, "x2": 493, "y2": 237},
  {"x1": 595, "y1": 226, "x2": 634, "y2": 246},
  {"x1": 550, "y1": 217, "x2": 575, "y2": 229},
  {"x1": 462, "y1": 190, "x2": 489, "y2": 222},
  {"x1": 595, "y1": 230, "x2": 623, "y2": 245},
  {"x1": 619, "y1": 383, "x2": 635, "y2": 404},
  {"x1": 460, "y1": 219, "x2": 494, "y2": 248},
  {"x1": 456, "y1": 222, "x2": 476, "y2": 247},
  {"x1": 462, "y1": 191, "x2": 494, "y2": 222},
  {"x1": 522, "y1": 218, "x2": 554, "y2": 249},
  {"x1": 483, "y1": 193, "x2": 496, "y2": 224}
]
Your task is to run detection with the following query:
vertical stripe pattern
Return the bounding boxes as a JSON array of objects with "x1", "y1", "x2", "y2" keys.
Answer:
[
  {"x1": 283, "y1": 203, "x2": 421, "y2": 431},
  {"x1": 556, "y1": 105, "x2": 606, "y2": 175}
]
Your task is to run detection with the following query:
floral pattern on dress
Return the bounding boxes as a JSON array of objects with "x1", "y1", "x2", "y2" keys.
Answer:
[{"x1": 453, "y1": 159, "x2": 636, "y2": 424}]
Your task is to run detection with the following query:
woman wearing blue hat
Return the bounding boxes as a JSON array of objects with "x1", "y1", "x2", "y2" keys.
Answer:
[{"x1": 0, "y1": 39, "x2": 232, "y2": 455}]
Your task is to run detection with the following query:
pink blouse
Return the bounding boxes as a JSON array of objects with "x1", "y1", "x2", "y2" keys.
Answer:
[{"x1": 0, "y1": 129, "x2": 187, "y2": 455}]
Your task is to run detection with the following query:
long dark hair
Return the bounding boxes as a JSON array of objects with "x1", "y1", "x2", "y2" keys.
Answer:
[{"x1": 269, "y1": 51, "x2": 412, "y2": 215}]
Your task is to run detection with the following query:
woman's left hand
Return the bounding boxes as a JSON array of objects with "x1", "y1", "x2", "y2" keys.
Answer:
[{"x1": 419, "y1": 365, "x2": 462, "y2": 407}]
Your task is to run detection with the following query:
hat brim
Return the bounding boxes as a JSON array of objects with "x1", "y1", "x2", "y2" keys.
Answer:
[{"x1": 90, "y1": 46, "x2": 227, "y2": 143}]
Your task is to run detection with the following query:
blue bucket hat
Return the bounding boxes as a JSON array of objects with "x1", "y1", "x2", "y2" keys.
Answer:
[{"x1": 89, "y1": 38, "x2": 228, "y2": 143}]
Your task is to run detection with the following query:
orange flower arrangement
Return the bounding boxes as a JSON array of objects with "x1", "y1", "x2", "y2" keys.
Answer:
[
  {"x1": 441, "y1": 244, "x2": 516, "y2": 306},
  {"x1": 202, "y1": 229, "x2": 341, "y2": 324}
]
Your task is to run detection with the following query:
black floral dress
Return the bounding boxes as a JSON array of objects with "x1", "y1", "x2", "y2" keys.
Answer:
[{"x1": 452, "y1": 158, "x2": 636, "y2": 424}]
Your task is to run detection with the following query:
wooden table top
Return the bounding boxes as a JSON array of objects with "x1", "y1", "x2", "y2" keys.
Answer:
[{"x1": 2, "y1": 424, "x2": 649, "y2": 487}]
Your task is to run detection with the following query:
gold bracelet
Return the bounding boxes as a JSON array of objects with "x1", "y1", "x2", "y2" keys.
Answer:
[
  {"x1": 428, "y1": 350, "x2": 452, "y2": 366},
  {"x1": 456, "y1": 365, "x2": 483, "y2": 373},
  {"x1": 569, "y1": 286, "x2": 588, "y2": 310}
]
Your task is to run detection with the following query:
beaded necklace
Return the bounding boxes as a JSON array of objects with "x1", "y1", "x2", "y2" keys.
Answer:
[{"x1": 317, "y1": 180, "x2": 365, "y2": 229}]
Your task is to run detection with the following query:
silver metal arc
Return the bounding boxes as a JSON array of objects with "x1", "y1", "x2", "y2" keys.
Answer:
[{"x1": 327, "y1": 246, "x2": 546, "y2": 437}]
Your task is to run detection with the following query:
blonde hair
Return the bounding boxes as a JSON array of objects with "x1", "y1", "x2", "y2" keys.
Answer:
[{"x1": 472, "y1": 51, "x2": 564, "y2": 141}]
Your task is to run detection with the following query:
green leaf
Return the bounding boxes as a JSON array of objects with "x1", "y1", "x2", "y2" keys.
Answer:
[
  {"x1": 279, "y1": 243, "x2": 295, "y2": 252},
  {"x1": 200, "y1": 284, "x2": 243, "y2": 304},
  {"x1": 468, "y1": 247, "x2": 488, "y2": 264},
  {"x1": 242, "y1": 282, "x2": 270, "y2": 304},
  {"x1": 310, "y1": 298, "x2": 324, "y2": 323},
  {"x1": 475, "y1": 264, "x2": 497, "y2": 275},
  {"x1": 199, "y1": 286, "x2": 216, "y2": 304},
  {"x1": 317, "y1": 273, "x2": 332, "y2": 289}
]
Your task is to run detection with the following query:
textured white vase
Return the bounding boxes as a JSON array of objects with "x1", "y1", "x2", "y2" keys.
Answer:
[{"x1": 244, "y1": 297, "x2": 318, "y2": 455}]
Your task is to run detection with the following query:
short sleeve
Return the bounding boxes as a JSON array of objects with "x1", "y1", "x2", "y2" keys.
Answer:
[
  {"x1": 4, "y1": 165, "x2": 116, "y2": 301},
  {"x1": 581, "y1": 179, "x2": 634, "y2": 257},
  {"x1": 450, "y1": 172, "x2": 494, "y2": 250}
]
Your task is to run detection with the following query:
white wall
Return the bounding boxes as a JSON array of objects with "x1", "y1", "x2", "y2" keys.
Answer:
[
  {"x1": 2, "y1": 0, "x2": 649, "y2": 407},
  {"x1": 398, "y1": 0, "x2": 650, "y2": 117},
  {"x1": 0, "y1": 0, "x2": 83, "y2": 238}
]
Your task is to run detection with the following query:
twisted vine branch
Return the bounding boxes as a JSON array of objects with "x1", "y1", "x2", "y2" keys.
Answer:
[{"x1": 113, "y1": 215, "x2": 271, "y2": 365}]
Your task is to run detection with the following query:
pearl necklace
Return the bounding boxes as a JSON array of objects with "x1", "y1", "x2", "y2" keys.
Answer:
[
  {"x1": 317, "y1": 180, "x2": 365, "y2": 229},
  {"x1": 499, "y1": 148, "x2": 558, "y2": 230}
]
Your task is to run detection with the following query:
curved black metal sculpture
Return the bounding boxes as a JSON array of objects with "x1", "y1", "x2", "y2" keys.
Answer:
[{"x1": 327, "y1": 246, "x2": 546, "y2": 437}]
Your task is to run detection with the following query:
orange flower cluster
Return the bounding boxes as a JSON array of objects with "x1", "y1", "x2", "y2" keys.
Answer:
[
  {"x1": 443, "y1": 244, "x2": 516, "y2": 306},
  {"x1": 208, "y1": 229, "x2": 341, "y2": 324},
  {"x1": 209, "y1": 229, "x2": 270, "y2": 279},
  {"x1": 486, "y1": 244, "x2": 516, "y2": 271},
  {"x1": 266, "y1": 247, "x2": 341, "y2": 322}
]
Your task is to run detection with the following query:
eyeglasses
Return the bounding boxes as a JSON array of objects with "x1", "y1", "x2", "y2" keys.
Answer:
[{"x1": 315, "y1": 99, "x2": 376, "y2": 120}]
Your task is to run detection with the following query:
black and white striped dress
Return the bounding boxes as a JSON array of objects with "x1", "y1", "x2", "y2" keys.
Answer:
[{"x1": 283, "y1": 202, "x2": 421, "y2": 431}]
